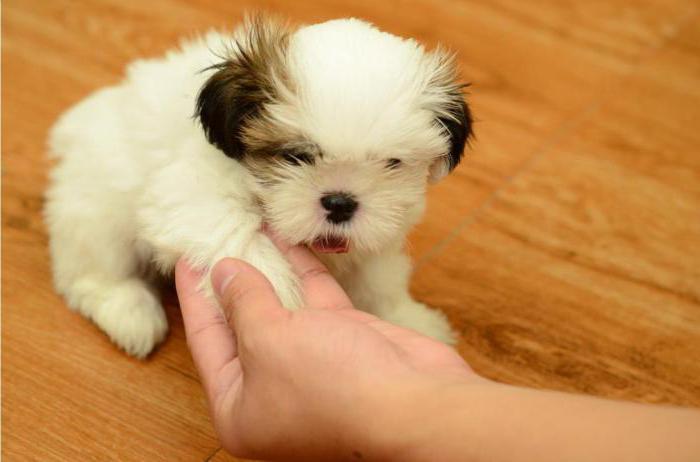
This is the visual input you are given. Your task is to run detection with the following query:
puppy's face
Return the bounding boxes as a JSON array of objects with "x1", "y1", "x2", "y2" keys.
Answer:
[{"x1": 197, "y1": 17, "x2": 473, "y2": 254}]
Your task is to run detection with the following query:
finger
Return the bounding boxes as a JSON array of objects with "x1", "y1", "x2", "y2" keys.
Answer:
[
  {"x1": 265, "y1": 230, "x2": 354, "y2": 311},
  {"x1": 175, "y1": 258, "x2": 237, "y2": 399},
  {"x1": 211, "y1": 258, "x2": 290, "y2": 332}
]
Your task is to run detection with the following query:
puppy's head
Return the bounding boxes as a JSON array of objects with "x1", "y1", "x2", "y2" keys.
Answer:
[{"x1": 197, "y1": 16, "x2": 473, "y2": 254}]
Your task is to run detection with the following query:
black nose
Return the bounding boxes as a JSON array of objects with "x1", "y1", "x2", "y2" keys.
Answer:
[{"x1": 321, "y1": 192, "x2": 358, "y2": 224}]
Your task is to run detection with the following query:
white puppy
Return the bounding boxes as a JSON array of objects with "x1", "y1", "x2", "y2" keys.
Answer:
[{"x1": 45, "y1": 16, "x2": 473, "y2": 358}]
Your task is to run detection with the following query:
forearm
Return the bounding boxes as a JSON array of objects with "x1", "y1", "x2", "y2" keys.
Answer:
[{"x1": 385, "y1": 380, "x2": 700, "y2": 462}]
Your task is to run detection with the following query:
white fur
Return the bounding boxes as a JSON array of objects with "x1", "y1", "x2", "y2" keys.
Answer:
[{"x1": 45, "y1": 19, "x2": 458, "y2": 358}]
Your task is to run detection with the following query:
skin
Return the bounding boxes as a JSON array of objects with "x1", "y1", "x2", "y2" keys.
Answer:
[{"x1": 175, "y1": 238, "x2": 700, "y2": 462}]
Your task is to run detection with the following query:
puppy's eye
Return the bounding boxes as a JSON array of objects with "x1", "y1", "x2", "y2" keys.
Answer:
[
  {"x1": 282, "y1": 152, "x2": 314, "y2": 166},
  {"x1": 386, "y1": 158, "x2": 402, "y2": 169}
]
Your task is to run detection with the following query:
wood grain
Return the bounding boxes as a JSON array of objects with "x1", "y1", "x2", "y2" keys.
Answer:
[
  {"x1": 412, "y1": 15, "x2": 700, "y2": 403},
  {"x1": 3, "y1": 0, "x2": 699, "y2": 460}
]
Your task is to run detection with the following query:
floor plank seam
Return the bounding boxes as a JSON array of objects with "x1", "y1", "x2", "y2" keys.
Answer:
[
  {"x1": 203, "y1": 446, "x2": 222, "y2": 461},
  {"x1": 164, "y1": 363, "x2": 201, "y2": 383}
]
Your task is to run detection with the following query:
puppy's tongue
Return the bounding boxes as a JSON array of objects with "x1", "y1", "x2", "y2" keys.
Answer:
[{"x1": 311, "y1": 236, "x2": 350, "y2": 254}]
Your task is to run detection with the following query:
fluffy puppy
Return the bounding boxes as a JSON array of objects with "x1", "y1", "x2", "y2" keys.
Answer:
[{"x1": 45, "y1": 16, "x2": 473, "y2": 358}]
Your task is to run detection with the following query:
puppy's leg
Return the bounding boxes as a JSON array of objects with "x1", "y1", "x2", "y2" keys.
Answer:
[
  {"x1": 149, "y1": 221, "x2": 303, "y2": 310},
  {"x1": 343, "y1": 252, "x2": 456, "y2": 344},
  {"x1": 45, "y1": 85, "x2": 169, "y2": 358},
  {"x1": 207, "y1": 230, "x2": 304, "y2": 309},
  {"x1": 46, "y1": 192, "x2": 167, "y2": 359},
  {"x1": 138, "y1": 161, "x2": 303, "y2": 309}
]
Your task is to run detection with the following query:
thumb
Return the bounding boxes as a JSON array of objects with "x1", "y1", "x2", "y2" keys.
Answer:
[{"x1": 211, "y1": 258, "x2": 289, "y2": 333}]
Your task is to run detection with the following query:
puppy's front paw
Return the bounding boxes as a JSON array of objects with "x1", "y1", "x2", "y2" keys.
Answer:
[
  {"x1": 90, "y1": 280, "x2": 169, "y2": 358},
  {"x1": 382, "y1": 301, "x2": 456, "y2": 344},
  {"x1": 200, "y1": 263, "x2": 302, "y2": 311},
  {"x1": 271, "y1": 277, "x2": 304, "y2": 311}
]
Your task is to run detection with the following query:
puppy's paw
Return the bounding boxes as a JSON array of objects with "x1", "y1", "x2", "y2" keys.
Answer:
[
  {"x1": 382, "y1": 301, "x2": 456, "y2": 344},
  {"x1": 272, "y1": 277, "x2": 304, "y2": 311},
  {"x1": 90, "y1": 280, "x2": 169, "y2": 358},
  {"x1": 197, "y1": 262, "x2": 302, "y2": 311}
]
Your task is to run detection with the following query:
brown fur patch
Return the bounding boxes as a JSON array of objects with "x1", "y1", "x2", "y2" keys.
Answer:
[
  {"x1": 242, "y1": 137, "x2": 320, "y2": 186},
  {"x1": 195, "y1": 15, "x2": 296, "y2": 159}
]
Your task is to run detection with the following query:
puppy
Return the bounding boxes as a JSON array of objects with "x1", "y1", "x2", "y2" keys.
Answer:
[{"x1": 45, "y1": 16, "x2": 473, "y2": 358}]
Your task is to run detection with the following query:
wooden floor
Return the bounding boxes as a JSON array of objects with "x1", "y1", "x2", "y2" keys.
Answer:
[{"x1": 3, "y1": 0, "x2": 700, "y2": 460}]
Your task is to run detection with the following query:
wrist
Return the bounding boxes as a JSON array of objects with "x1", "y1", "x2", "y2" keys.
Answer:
[{"x1": 354, "y1": 373, "x2": 487, "y2": 462}]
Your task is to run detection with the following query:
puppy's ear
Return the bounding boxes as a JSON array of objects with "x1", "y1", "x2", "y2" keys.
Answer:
[
  {"x1": 429, "y1": 97, "x2": 473, "y2": 181},
  {"x1": 426, "y1": 51, "x2": 474, "y2": 183},
  {"x1": 196, "y1": 16, "x2": 292, "y2": 159}
]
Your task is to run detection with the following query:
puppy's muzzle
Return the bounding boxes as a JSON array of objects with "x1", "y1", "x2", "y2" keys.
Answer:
[{"x1": 321, "y1": 192, "x2": 358, "y2": 224}]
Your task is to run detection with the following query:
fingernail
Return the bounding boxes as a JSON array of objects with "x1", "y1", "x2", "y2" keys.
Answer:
[{"x1": 211, "y1": 259, "x2": 239, "y2": 297}]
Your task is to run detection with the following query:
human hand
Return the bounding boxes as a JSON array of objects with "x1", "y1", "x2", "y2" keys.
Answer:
[{"x1": 175, "y1": 238, "x2": 486, "y2": 461}]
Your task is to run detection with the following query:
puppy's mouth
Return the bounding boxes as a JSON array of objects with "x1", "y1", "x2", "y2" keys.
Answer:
[{"x1": 310, "y1": 235, "x2": 350, "y2": 254}]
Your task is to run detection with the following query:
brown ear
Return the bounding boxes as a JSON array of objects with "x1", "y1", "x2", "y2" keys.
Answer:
[{"x1": 195, "y1": 16, "x2": 292, "y2": 159}]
